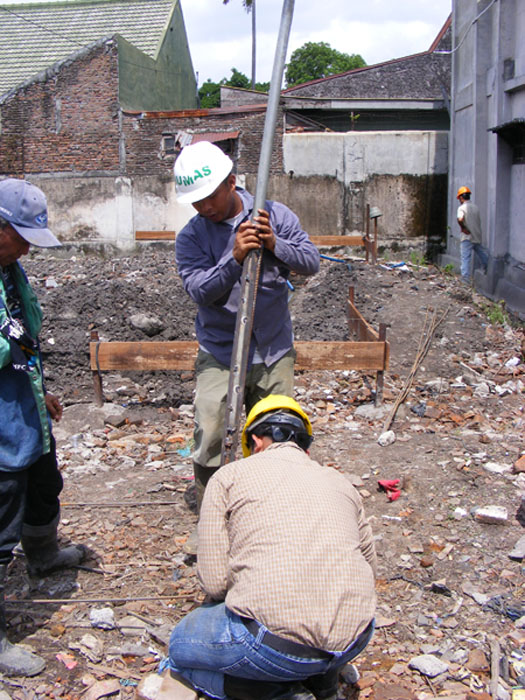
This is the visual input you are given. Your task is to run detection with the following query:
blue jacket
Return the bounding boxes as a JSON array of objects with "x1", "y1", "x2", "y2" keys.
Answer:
[
  {"x1": 175, "y1": 188, "x2": 320, "y2": 368},
  {"x1": 0, "y1": 262, "x2": 51, "y2": 471}
]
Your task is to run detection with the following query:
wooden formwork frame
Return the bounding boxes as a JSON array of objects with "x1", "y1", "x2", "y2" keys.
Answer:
[
  {"x1": 135, "y1": 231, "x2": 377, "y2": 264},
  {"x1": 89, "y1": 287, "x2": 389, "y2": 407}
]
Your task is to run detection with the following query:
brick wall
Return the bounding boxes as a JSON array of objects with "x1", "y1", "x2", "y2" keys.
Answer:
[
  {"x1": 0, "y1": 42, "x2": 120, "y2": 175},
  {"x1": 122, "y1": 107, "x2": 284, "y2": 177}
]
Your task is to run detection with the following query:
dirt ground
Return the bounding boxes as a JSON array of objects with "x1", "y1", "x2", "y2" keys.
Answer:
[{"x1": 2, "y1": 245, "x2": 524, "y2": 700}]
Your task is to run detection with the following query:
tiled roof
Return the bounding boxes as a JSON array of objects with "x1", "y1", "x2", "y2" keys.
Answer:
[
  {"x1": 0, "y1": 0, "x2": 175, "y2": 97},
  {"x1": 283, "y1": 15, "x2": 451, "y2": 100}
]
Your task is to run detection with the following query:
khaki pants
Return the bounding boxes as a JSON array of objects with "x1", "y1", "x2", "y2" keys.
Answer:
[{"x1": 193, "y1": 349, "x2": 295, "y2": 468}]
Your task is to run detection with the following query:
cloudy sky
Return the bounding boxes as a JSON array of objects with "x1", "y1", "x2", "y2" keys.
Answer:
[
  {"x1": 1, "y1": 0, "x2": 452, "y2": 86},
  {"x1": 182, "y1": 0, "x2": 452, "y2": 85}
]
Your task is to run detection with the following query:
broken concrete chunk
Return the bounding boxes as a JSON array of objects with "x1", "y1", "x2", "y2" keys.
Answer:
[
  {"x1": 89, "y1": 607, "x2": 115, "y2": 630},
  {"x1": 129, "y1": 313, "x2": 165, "y2": 337},
  {"x1": 453, "y1": 507, "x2": 468, "y2": 520},
  {"x1": 378, "y1": 430, "x2": 396, "y2": 447},
  {"x1": 340, "y1": 662, "x2": 360, "y2": 685},
  {"x1": 354, "y1": 403, "x2": 388, "y2": 420},
  {"x1": 509, "y1": 534, "x2": 525, "y2": 561},
  {"x1": 118, "y1": 614, "x2": 147, "y2": 636},
  {"x1": 84, "y1": 679, "x2": 120, "y2": 700},
  {"x1": 408, "y1": 653, "x2": 449, "y2": 677},
  {"x1": 69, "y1": 633, "x2": 104, "y2": 663},
  {"x1": 472, "y1": 505, "x2": 508, "y2": 524},
  {"x1": 137, "y1": 674, "x2": 164, "y2": 700},
  {"x1": 461, "y1": 582, "x2": 490, "y2": 605},
  {"x1": 483, "y1": 461, "x2": 512, "y2": 474}
]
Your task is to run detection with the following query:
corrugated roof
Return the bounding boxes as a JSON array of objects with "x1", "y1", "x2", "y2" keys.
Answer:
[
  {"x1": 0, "y1": 0, "x2": 175, "y2": 97},
  {"x1": 191, "y1": 131, "x2": 240, "y2": 144}
]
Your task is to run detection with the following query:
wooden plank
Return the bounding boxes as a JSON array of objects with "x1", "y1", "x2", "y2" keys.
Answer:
[
  {"x1": 347, "y1": 297, "x2": 379, "y2": 342},
  {"x1": 135, "y1": 232, "x2": 363, "y2": 247},
  {"x1": 295, "y1": 341, "x2": 388, "y2": 371},
  {"x1": 310, "y1": 235, "x2": 364, "y2": 247},
  {"x1": 135, "y1": 231, "x2": 176, "y2": 241},
  {"x1": 90, "y1": 340, "x2": 388, "y2": 372},
  {"x1": 90, "y1": 341, "x2": 198, "y2": 371}
]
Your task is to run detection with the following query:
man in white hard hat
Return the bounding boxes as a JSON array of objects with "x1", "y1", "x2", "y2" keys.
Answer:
[
  {"x1": 174, "y1": 142, "x2": 320, "y2": 518},
  {"x1": 165, "y1": 395, "x2": 377, "y2": 700},
  {"x1": 0, "y1": 179, "x2": 85, "y2": 677},
  {"x1": 456, "y1": 186, "x2": 488, "y2": 283}
]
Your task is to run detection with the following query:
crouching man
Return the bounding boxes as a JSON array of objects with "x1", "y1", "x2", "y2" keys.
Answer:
[{"x1": 168, "y1": 395, "x2": 377, "y2": 700}]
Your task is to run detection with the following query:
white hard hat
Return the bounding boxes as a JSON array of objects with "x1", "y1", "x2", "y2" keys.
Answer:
[{"x1": 174, "y1": 141, "x2": 233, "y2": 204}]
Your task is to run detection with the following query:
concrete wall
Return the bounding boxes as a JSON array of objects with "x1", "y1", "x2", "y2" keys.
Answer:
[
  {"x1": 23, "y1": 174, "x2": 191, "y2": 251},
  {"x1": 19, "y1": 129, "x2": 449, "y2": 256},
  {"x1": 444, "y1": 0, "x2": 525, "y2": 318},
  {"x1": 281, "y1": 131, "x2": 448, "y2": 254}
]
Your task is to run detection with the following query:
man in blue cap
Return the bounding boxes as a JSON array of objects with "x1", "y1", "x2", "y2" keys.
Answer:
[{"x1": 0, "y1": 178, "x2": 85, "y2": 677}]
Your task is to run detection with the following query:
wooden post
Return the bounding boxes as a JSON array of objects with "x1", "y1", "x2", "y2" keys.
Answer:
[
  {"x1": 365, "y1": 204, "x2": 370, "y2": 262},
  {"x1": 375, "y1": 323, "x2": 387, "y2": 406},
  {"x1": 347, "y1": 286, "x2": 357, "y2": 337},
  {"x1": 90, "y1": 330, "x2": 104, "y2": 407},
  {"x1": 373, "y1": 217, "x2": 378, "y2": 265}
]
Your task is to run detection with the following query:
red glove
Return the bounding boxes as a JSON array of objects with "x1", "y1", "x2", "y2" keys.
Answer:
[{"x1": 378, "y1": 479, "x2": 401, "y2": 501}]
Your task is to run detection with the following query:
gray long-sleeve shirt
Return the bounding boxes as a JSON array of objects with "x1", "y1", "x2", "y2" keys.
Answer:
[{"x1": 175, "y1": 188, "x2": 320, "y2": 368}]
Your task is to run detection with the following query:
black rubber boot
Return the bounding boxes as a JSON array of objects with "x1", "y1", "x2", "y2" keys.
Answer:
[
  {"x1": 193, "y1": 463, "x2": 220, "y2": 513},
  {"x1": 0, "y1": 564, "x2": 46, "y2": 676},
  {"x1": 21, "y1": 513, "x2": 85, "y2": 577},
  {"x1": 303, "y1": 669, "x2": 339, "y2": 699},
  {"x1": 224, "y1": 675, "x2": 316, "y2": 700}
]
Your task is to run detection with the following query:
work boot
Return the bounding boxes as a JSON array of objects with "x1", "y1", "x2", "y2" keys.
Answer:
[
  {"x1": 21, "y1": 513, "x2": 85, "y2": 577},
  {"x1": 224, "y1": 675, "x2": 316, "y2": 700},
  {"x1": 0, "y1": 564, "x2": 46, "y2": 676},
  {"x1": 193, "y1": 463, "x2": 219, "y2": 513},
  {"x1": 303, "y1": 668, "x2": 339, "y2": 700},
  {"x1": 182, "y1": 464, "x2": 219, "y2": 556}
]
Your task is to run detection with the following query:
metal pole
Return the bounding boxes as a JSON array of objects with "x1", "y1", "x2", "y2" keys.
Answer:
[{"x1": 221, "y1": 0, "x2": 295, "y2": 465}]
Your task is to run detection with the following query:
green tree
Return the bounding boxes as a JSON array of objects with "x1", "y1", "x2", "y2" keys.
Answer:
[
  {"x1": 198, "y1": 79, "x2": 222, "y2": 109},
  {"x1": 223, "y1": 0, "x2": 257, "y2": 88},
  {"x1": 285, "y1": 42, "x2": 366, "y2": 88},
  {"x1": 228, "y1": 67, "x2": 251, "y2": 89},
  {"x1": 198, "y1": 68, "x2": 269, "y2": 109}
]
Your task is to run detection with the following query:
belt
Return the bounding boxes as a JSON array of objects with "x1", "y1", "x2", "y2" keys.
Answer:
[{"x1": 241, "y1": 618, "x2": 333, "y2": 660}]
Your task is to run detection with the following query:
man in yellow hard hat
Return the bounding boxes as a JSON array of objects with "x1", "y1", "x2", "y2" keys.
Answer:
[
  {"x1": 166, "y1": 396, "x2": 377, "y2": 700},
  {"x1": 456, "y1": 186, "x2": 488, "y2": 283}
]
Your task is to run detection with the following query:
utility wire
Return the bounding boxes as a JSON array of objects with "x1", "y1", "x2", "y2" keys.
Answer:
[{"x1": 433, "y1": 0, "x2": 498, "y2": 56}]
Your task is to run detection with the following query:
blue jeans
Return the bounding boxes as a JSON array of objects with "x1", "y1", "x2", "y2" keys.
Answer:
[
  {"x1": 461, "y1": 239, "x2": 488, "y2": 281},
  {"x1": 169, "y1": 603, "x2": 374, "y2": 699}
]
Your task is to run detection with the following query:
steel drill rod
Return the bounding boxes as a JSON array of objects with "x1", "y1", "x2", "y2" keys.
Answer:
[{"x1": 221, "y1": 0, "x2": 295, "y2": 465}]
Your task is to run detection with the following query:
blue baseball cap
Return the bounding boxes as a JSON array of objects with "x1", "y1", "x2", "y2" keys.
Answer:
[{"x1": 0, "y1": 179, "x2": 61, "y2": 247}]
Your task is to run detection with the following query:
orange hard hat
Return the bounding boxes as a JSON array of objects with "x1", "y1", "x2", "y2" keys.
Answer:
[{"x1": 457, "y1": 186, "x2": 471, "y2": 199}]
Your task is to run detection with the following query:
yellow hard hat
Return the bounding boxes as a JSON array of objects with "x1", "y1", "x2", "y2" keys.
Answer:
[
  {"x1": 242, "y1": 394, "x2": 312, "y2": 457},
  {"x1": 456, "y1": 186, "x2": 471, "y2": 199}
]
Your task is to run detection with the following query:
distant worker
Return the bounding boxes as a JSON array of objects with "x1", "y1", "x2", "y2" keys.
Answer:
[
  {"x1": 456, "y1": 186, "x2": 488, "y2": 283},
  {"x1": 174, "y1": 142, "x2": 320, "y2": 514},
  {"x1": 0, "y1": 179, "x2": 85, "y2": 677},
  {"x1": 167, "y1": 395, "x2": 377, "y2": 700}
]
